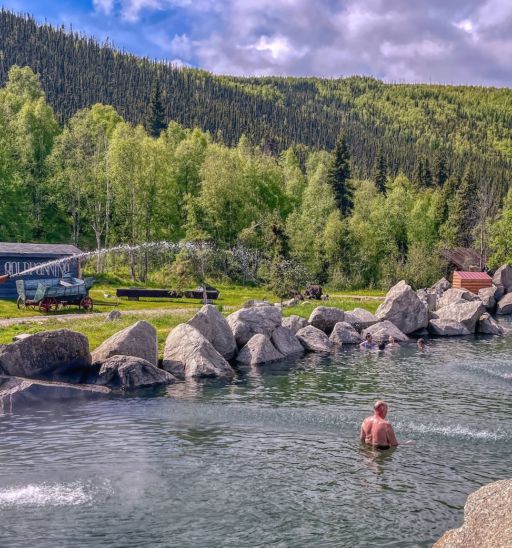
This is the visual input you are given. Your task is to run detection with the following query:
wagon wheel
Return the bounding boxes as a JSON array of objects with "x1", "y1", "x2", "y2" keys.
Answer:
[
  {"x1": 16, "y1": 296, "x2": 26, "y2": 310},
  {"x1": 80, "y1": 296, "x2": 93, "y2": 312},
  {"x1": 39, "y1": 298, "x2": 59, "y2": 314}
]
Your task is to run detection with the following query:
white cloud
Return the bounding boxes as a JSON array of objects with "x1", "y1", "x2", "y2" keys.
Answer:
[{"x1": 93, "y1": 0, "x2": 115, "y2": 15}]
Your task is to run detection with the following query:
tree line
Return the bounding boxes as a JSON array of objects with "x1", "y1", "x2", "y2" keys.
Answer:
[{"x1": 1, "y1": 65, "x2": 511, "y2": 290}]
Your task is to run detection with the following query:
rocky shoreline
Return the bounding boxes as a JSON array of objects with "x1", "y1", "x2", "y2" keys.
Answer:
[{"x1": 1, "y1": 265, "x2": 512, "y2": 412}]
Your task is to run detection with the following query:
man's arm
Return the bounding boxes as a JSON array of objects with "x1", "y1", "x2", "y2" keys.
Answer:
[{"x1": 386, "y1": 423, "x2": 399, "y2": 446}]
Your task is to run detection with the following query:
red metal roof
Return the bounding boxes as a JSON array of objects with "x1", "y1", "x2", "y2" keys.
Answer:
[{"x1": 454, "y1": 271, "x2": 492, "y2": 280}]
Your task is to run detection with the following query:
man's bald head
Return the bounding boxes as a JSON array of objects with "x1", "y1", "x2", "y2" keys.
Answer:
[{"x1": 374, "y1": 400, "x2": 388, "y2": 417}]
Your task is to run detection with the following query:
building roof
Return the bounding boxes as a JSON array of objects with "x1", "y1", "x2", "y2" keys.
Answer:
[
  {"x1": 440, "y1": 247, "x2": 485, "y2": 271},
  {"x1": 0, "y1": 242, "x2": 82, "y2": 256},
  {"x1": 454, "y1": 271, "x2": 492, "y2": 280}
]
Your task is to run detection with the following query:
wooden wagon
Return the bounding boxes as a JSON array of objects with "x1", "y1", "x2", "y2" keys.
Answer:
[{"x1": 16, "y1": 275, "x2": 95, "y2": 313}]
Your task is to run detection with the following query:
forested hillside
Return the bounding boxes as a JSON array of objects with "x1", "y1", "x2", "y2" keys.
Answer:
[
  {"x1": 1, "y1": 10, "x2": 512, "y2": 290},
  {"x1": 1, "y1": 9, "x2": 511, "y2": 200}
]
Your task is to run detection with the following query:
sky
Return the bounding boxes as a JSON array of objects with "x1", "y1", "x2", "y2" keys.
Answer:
[{"x1": 2, "y1": 0, "x2": 512, "y2": 86}]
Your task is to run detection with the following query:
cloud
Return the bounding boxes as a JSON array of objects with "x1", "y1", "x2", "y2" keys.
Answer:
[{"x1": 87, "y1": 0, "x2": 512, "y2": 86}]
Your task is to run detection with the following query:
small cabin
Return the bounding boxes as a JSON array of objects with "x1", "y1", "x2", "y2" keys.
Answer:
[
  {"x1": 0, "y1": 242, "x2": 82, "y2": 300},
  {"x1": 452, "y1": 271, "x2": 492, "y2": 294}
]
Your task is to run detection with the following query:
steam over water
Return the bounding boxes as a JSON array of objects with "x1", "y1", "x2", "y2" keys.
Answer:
[{"x1": 1, "y1": 328, "x2": 511, "y2": 547}]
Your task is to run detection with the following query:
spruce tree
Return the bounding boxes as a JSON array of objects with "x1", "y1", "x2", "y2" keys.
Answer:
[
  {"x1": 327, "y1": 131, "x2": 353, "y2": 215},
  {"x1": 450, "y1": 167, "x2": 479, "y2": 247},
  {"x1": 373, "y1": 149, "x2": 387, "y2": 195},
  {"x1": 433, "y1": 150, "x2": 448, "y2": 187},
  {"x1": 145, "y1": 79, "x2": 165, "y2": 137}
]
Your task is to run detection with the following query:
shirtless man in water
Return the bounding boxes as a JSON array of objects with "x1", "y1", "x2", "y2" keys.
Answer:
[{"x1": 360, "y1": 400, "x2": 399, "y2": 450}]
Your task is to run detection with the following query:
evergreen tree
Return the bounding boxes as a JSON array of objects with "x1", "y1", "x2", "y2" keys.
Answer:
[
  {"x1": 423, "y1": 158, "x2": 433, "y2": 188},
  {"x1": 373, "y1": 149, "x2": 387, "y2": 195},
  {"x1": 327, "y1": 131, "x2": 353, "y2": 215},
  {"x1": 432, "y1": 149, "x2": 448, "y2": 187},
  {"x1": 145, "y1": 79, "x2": 165, "y2": 138},
  {"x1": 449, "y1": 167, "x2": 479, "y2": 247}
]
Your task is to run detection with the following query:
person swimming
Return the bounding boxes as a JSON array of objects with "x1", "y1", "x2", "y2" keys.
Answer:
[
  {"x1": 359, "y1": 400, "x2": 399, "y2": 450},
  {"x1": 417, "y1": 338, "x2": 428, "y2": 352},
  {"x1": 387, "y1": 335, "x2": 399, "y2": 348},
  {"x1": 360, "y1": 333, "x2": 375, "y2": 350}
]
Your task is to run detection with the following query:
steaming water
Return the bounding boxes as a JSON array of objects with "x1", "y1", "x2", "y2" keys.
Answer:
[{"x1": 1, "y1": 330, "x2": 511, "y2": 547}]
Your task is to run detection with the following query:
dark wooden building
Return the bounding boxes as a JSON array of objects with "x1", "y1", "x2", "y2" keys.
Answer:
[{"x1": 0, "y1": 242, "x2": 81, "y2": 300}]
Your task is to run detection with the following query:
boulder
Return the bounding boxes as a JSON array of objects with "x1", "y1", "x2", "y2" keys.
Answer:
[
  {"x1": 430, "y1": 277, "x2": 451, "y2": 295},
  {"x1": 105, "y1": 310, "x2": 122, "y2": 321},
  {"x1": 478, "y1": 314, "x2": 504, "y2": 335},
  {"x1": 0, "y1": 375, "x2": 110, "y2": 413},
  {"x1": 226, "y1": 305, "x2": 282, "y2": 347},
  {"x1": 362, "y1": 321, "x2": 409, "y2": 343},
  {"x1": 329, "y1": 322, "x2": 362, "y2": 345},
  {"x1": 296, "y1": 325, "x2": 333, "y2": 353},
  {"x1": 494, "y1": 284, "x2": 505, "y2": 301},
  {"x1": 0, "y1": 330, "x2": 91, "y2": 382},
  {"x1": 497, "y1": 292, "x2": 512, "y2": 315},
  {"x1": 243, "y1": 299, "x2": 271, "y2": 308},
  {"x1": 343, "y1": 308, "x2": 378, "y2": 332},
  {"x1": 12, "y1": 334, "x2": 31, "y2": 342},
  {"x1": 428, "y1": 319, "x2": 471, "y2": 336},
  {"x1": 417, "y1": 290, "x2": 438, "y2": 313},
  {"x1": 236, "y1": 334, "x2": 284, "y2": 365},
  {"x1": 91, "y1": 321, "x2": 157, "y2": 366},
  {"x1": 376, "y1": 280, "x2": 428, "y2": 334},
  {"x1": 492, "y1": 264, "x2": 512, "y2": 293},
  {"x1": 187, "y1": 304, "x2": 237, "y2": 359},
  {"x1": 478, "y1": 286, "x2": 497, "y2": 310},
  {"x1": 434, "y1": 300, "x2": 486, "y2": 332},
  {"x1": 434, "y1": 479, "x2": 512, "y2": 548},
  {"x1": 271, "y1": 326, "x2": 304, "y2": 357},
  {"x1": 282, "y1": 315, "x2": 309, "y2": 334},
  {"x1": 95, "y1": 355, "x2": 175, "y2": 390},
  {"x1": 283, "y1": 298, "x2": 300, "y2": 308},
  {"x1": 162, "y1": 324, "x2": 234, "y2": 379},
  {"x1": 437, "y1": 288, "x2": 479, "y2": 309},
  {"x1": 308, "y1": 306, "x2": 345, "y2": 334}
]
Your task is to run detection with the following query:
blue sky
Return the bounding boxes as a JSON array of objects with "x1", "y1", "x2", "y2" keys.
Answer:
[{"x1": 2, "y1": 0, "x2": 512, "y2": 86}]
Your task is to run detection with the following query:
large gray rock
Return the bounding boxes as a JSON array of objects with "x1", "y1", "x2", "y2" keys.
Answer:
[
  {"x1": 226, "y1": 305, "x2": 282, "y2": 347},
  {"x1": 271, "y1": 326, "x2": 304, "y2": 357},
  {"x1": 479, "y1": 286, "x2": 497, "y2": 310},
  {"x1": 0, "y1": 375, "x2": 110, "y2": 413},
  {"x1": 497, "y1": 292, "x2": 512, "y2": 315},
  {"x1": 0, "y1": 330, "x2": 91, "y2": 382},
  {"x1": 308, "y1": 307, "x2": 345, "y2": 334},
  {"x1": 362, "y1": 321, "x2": 409, "y2": 343},
  {"x1": 417, "y1": 290, "x2": 438, "y2": 313},
  {"x1": 478, "y1": 314, "x2": 504, "y2": 335},
  {"x1": 343, "y1": 308, "x2": 378, "y2": 332},
  {"x1": 437, "y1": 288, "x2": 479, "y2": 309},
  {"x1": 430, "y1": 277, "x2": 451, "y2": 295},
  {"x1": 329, "y1": 322, "x2": 362, "y2": 345},
  {"x1": 296, "y1": 325, "x2": 333, "y2": 352},
  {"x1": 162, "y1": 324, "x2": 234, "y2": 379},
  {"x1": 95, "y1": 355, "x2": 175, "y2": 390},
  {"x1": 282, "y1": 315, "x2": 309, "y2": 334},
  {"x1": 492, "y1": 264, "x2": 512, "y2": 293},
  {"x1": 429, "y1": 319, "x2": 471, "y2": 336},
  {"x1": 376, "y1": 280, "x2": 428, "y2": 334},
  {"x1": 236, "y1": 334, "x2": 284, "y2": 365},
  {"x1": 434, "y1": 300, "x2": 486, "y2": 332},
  {"x1": 434, "y1": 479, "x2": 512, "y2": 548},
  {"x1": 91, "y1": 321, "x2": 157, "y2": 366},
  {"x1": 187, "y1": 304, "x2": 237, "y2": 359}
]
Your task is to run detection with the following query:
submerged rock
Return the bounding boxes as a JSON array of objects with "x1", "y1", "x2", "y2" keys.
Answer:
[
  {"x1": 295, "y1": 325, "x2": 333, "y2": 352},
  {"x1": 188, "y1": 304, "x2": 237, "y2": 359},
  {"x1": 428, "y1": 319, "x2": 471, "y2": 337},
  {"x1": 496, "y1": 293, "x2": 512, "y2": 315},
  {"x1": 236, "y1": 334, "x2": 284, "y2": 365},
  {"x1": 376, "y1": 280, "x2": 428, "y2": 334},
  {"x1": 434, "y1": 479, "x2": 512, "y2": 548},
  {"x1": 0, "y1": 330, "x2": 91, "y2": 382},
  {"x1": 343, "y1": 308, "x2": 378, "y2": 332},
  {"x1": 162, "y1": 324, "x2": 234, "y2": 379},
  {"x1": 478, "y1": 314, "x2": 504, "y2": 335},
  {"x1": 95, "y1": 355, "x2": 175, "y2": 390},
  {"x1": 91, "y1": 320, "x2": 158, "y2": 366},
  {"x1": 271, "y1": 326, "x2": 304, "y2": 357},
  {"x1": 308, "y1": 307, "x2": 345, "y2": 334},
  {"x1": 362, "y1": 321, "x2": 409, "y2": 343},
  {"x1": 329, "y1": 322, "x2": 362, "y2": 345},
  {"x1": 282, "y1": 315, "x2": 309, "y2": 334},
  {"x1": 0, "y1": 375, "x2": 110, "y2": 413},
  {"x1": 433, "y1": 300, "x2": 485, "y2": 332},
  {"x1": 226, "y1": 305, "x2": 282, "y2": 347}
]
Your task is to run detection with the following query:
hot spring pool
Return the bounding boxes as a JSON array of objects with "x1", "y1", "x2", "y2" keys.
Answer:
[{"x1": 0, "y1": 330, "x2": 511, "y2": 547}]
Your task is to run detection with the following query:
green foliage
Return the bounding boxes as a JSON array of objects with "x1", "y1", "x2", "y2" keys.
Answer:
[{"x1": 327, "y1": 131, "x2": 353, "y2": 215}]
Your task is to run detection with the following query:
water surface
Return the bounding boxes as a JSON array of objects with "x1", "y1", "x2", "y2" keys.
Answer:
[{"x1": 1, "y1": 331, "x2": 511, "y2": 547}]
